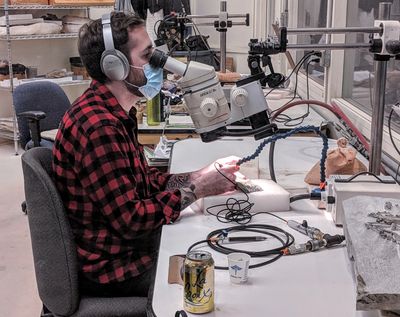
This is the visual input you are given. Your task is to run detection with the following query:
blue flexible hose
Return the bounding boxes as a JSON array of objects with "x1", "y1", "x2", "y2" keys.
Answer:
[{"x1": 237, "y1": 126, "x2": 329, "y2": 184}]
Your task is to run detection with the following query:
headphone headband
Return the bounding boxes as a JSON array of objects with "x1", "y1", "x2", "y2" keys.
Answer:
[
  {"x1": 100, "y1": 12, "x2": 130, "y2": 81},
  {"x1": 102, "y1": 13, "x2": 114, "y2": 51}
]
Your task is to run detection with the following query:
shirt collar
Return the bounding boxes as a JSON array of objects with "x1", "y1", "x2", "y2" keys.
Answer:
[{"x1": 90, "y1": 80, "x2": 137, "y2": 128}]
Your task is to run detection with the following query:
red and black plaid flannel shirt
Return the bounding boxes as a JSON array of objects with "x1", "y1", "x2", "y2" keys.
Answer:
[{"x1": 52, "y1": 80, "x2": 181, "y2": 284}]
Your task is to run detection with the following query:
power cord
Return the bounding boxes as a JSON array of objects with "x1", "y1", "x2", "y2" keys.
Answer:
[
  {"x1": 388, "y1": 105, "x2": 400, "y2": 157},
  {"x1": 388, "y1": 105, "x2": 400, "y2": 184},
  {"x1": 275, "y1": 57, "x2": 320, "y2": 127},
  {"x1": 206, "y1": 162, "x2": 288, "y2": 224},
  {"x1": 187, "y1": 224, "x2": 295, "y2": 270},
  {"x1": 265, "y1": 51, "x2": 316, "y2": 100},
  {"x1": 155, "y1": 15, "x2": 220, "y2": 68},
  {"x1": 190, "y1": 19, "x2": 221, "y2": 66}
]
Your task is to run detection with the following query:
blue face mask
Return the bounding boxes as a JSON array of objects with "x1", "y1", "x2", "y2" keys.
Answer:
[{"x1": 127, "y1": 63, "x2": 163, "y2": 100}]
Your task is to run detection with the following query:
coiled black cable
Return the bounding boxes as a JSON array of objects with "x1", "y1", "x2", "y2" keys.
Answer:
[
  {"x1": 205, "y1": 188, "x2": 254, "y2": 224},
  {"x1": 205, "y1": 163, "x2": 288, "y2": 224},
  {"x1": 195, "y1": 164, "x2": 295, "y2": 269},
  {"x1": 187, "y1": 224, "x2": 295, "y2": 270}
]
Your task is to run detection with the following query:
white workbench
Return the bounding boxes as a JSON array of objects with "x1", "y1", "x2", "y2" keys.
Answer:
[{"x1": 150, "y1": 137, "x2": 380, "y2": 317}]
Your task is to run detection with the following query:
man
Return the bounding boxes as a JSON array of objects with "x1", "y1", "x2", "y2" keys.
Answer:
[{"x1": 52, "y1": 11, "x2": 238, "y2": 297}]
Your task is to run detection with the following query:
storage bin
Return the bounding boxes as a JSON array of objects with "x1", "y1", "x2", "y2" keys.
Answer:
[
  {"x1": 69, "y1": 56, "x2": 89, "y2": 79},
  {"x1": 49, "y1": 0, "x2": 114, "y2": 6},
  {"x1": 0, "y1": 63, "x2": 26, "y2": 81},
  {"x1": 8, "y1": 0, "x2": 48, "y2": 5}
]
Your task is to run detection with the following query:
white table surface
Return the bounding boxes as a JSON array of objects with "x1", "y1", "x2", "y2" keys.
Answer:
[{"x1": 151, "y1": 137, "x2": 380, "y2": 317}]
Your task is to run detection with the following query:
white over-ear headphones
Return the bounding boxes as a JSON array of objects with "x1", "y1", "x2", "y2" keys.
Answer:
[{"x1": 100, "y1": 13, "x2": 130, "y2": 81}]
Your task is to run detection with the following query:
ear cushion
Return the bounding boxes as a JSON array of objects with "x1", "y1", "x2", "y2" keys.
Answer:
[{"x1": 100, "y1": 49, "x2": 130, "y2": 81}]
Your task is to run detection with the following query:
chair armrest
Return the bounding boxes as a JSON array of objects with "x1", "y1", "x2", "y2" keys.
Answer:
[
  {"x1": 18, "y1": 111, "x2": 46, "y2": 121},
  {"x1": 17, "y1": 111, "x2": 47, "y2": 148}
]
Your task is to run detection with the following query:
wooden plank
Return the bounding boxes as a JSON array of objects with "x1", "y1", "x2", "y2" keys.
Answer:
[
  {"x1": 48, "y1": 0, "x2": 113, "y2": 6},
  {"x1": 138, "y1": 133, "x2": 198, "y2": 145}
]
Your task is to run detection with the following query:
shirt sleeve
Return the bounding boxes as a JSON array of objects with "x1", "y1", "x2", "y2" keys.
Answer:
[
  {"x1": 146, "y1": 165, "x2": 172, "y2": 193},
  {"x1": 137, "y1": 145, "x2": 172, "y2": 193},
  {"x1": 77, "y1": 124, "x2": 181, "y2": 240}
]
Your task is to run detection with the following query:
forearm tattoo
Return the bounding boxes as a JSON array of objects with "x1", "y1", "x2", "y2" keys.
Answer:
[
  {"x1": 165, "y1": 173, "x2": 192, "y2": 190},
  {"x1": 166, "y1": 173, "x2": 199, "y2": 209},
  {"x1": 179, "y1": 185, "x2": 197, "y2": 210}
]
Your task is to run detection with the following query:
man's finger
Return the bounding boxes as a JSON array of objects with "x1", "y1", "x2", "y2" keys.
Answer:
[
  {"x1": 216, "y1": 156, "x2": 241, "y2": 165},
  {"x1": 219, "y1": 165, "x2": 240, "y2": 173}
]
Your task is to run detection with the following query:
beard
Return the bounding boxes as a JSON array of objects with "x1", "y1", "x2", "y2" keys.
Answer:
[{"x1": 124, "y1": 67, "x2": 147, "y2": 97}]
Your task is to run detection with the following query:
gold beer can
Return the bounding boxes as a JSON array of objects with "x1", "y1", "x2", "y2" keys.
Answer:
[{"x1": 183, "y1": 250, "x2": 215, "y2": 314}]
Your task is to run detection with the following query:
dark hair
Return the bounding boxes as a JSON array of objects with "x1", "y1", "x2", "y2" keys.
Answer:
[{"x1": 78, "y1": 11, "x2": 145, "y2": 83}]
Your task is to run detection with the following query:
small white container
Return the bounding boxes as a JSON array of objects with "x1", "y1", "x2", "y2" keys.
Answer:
[{"x1": 227, "y1": 252, "x2": 250, "y2": 284}]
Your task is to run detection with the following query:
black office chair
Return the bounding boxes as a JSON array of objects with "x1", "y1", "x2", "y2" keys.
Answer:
[
  {"x1": 14, "y1": 81, "x2": 71, "y2": 150},
  {"x1": 21, "y1": 147, "x2": 148, "y2": 317},
  {"x1": 14, "y1": 81, "x2": 71, "y2": 213}
]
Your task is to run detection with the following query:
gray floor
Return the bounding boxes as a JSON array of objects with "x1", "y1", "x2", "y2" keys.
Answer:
[{"x1": 0, "y1": 141, "x2": 42, "y2": 317}]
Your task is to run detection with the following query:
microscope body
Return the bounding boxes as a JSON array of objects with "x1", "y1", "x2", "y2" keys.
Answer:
[
  {"x1": 179, "y1": 61, "x2": 230, "y2": 138},
  {"x1": 150, "y1": 49, "x2": 273, "y2": 142}
]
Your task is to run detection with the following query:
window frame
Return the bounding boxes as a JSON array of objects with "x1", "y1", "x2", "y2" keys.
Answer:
[{"x1": 271, "y1": 0, "x2": 400, "y2": 169}]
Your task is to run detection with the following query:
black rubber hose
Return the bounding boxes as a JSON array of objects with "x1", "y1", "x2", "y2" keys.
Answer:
[
  {"x1": 289, "y1": 194, "x2": 311, "y2": 203},
  {"x1": 269, "y1": 141, "x2": 277, "y2": 182}
]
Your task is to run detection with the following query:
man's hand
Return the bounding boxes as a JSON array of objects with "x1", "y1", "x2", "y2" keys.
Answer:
[
  {"x1": 166, "y1": 156, "x2": 241, "y2": 210},
  {"x1": 192, "y1": 156, "x2": 240, "y2": 199}
]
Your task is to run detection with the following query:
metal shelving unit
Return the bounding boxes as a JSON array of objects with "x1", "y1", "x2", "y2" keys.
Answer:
[
  {"x1": 0, "y1": 4, "x2": 112, "y2": 9},
  {"x1": 0, "y1": 79, "x2": 91, "y2": 91},
  {"x1": 0, "y1": 3, "x2": 110, "y2": 153},
  {"x1": 0, "y1": 32, "x2": 78, "y2": 40},
  {"x1": 2, "y1": 0, "x2": 19, "y2": 153},
  {"x1": 0, "y1": 33, "x2": 78, "y2": 41}
]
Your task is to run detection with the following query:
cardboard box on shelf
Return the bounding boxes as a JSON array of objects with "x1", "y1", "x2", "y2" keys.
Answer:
[
  {"x1": 71, "y1": 65, "x2": 89, "y2": 79},
  {"x1": 215, "y1": 56, "x2": 234, "y2": 72},
  {"x1": 8, "y1": 0, "x2": 48, "y2": 5},
  {"x1": 48, "y1": 0, "x2": 114, "y2": 5},
  {"x1": 225, "y1": 57, "x2": 235, "y2": 72}
]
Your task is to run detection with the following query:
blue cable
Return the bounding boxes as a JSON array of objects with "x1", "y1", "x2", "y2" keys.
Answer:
[{"x1": 237, "y1": 125, "x2": 329, "y2": 184}]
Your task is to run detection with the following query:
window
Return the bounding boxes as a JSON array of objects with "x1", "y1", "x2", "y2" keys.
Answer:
[
  {"x1": 343, "y1": 0, "x2": 400, "y2": 132},
  {"x1": 295, "y1": 0, "x2": 328, "y2": 84},
  {"x1": 279, "y1": 0, "x2": 400, "y2": 175}
]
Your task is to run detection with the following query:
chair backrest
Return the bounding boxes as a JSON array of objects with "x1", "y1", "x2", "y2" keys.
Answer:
[
  {"x1": 21, "y1": 147, "x2": 79, "y2": 316},
  {"x1": 14, "y1": 82, "x2": 71, "y2": 148}
]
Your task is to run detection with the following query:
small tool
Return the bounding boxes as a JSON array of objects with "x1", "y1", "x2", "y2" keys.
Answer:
[
  {"x1": 284, "y1": 219, "x2": 345, "y2": 255},
  {"x1": 287, "y1": 220, "x2": 324, "y2": 240},
  {"x1": 283, "y1": 234, "x2": 345, "y2": 255},
  {"x1": 222, "y1": 236, "x2": 267, "y2": 244}
]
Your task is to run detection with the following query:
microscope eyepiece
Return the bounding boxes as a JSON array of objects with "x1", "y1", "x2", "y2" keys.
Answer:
[
  {"x1": 150, "y1": 49, "x2": 187, "y2": 76},
  {"x1": 149, "y1": 49, "x2": 168, "y2": 69}
]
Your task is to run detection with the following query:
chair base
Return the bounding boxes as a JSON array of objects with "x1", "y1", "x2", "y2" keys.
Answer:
[{"x1": 41, "y1": 305, "x2": 54, "y2": 317}]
